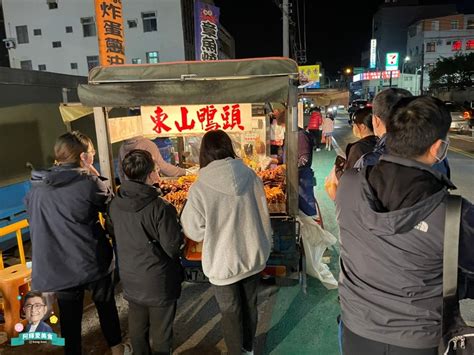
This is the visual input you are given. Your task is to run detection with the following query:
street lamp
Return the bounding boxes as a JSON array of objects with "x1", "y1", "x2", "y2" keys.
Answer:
[
  {"x1": 414, "y1": 66, "x2": 422, "y2": 95},
  {"x1": 345, "y1": 68, "x2": 352, "y2": 75},
  {"x1": 402, "y1": 56, "x2": 410, "y2": 74},
  {"x1": 401, "y1": 56, "x2": 410, "y2": 90}
]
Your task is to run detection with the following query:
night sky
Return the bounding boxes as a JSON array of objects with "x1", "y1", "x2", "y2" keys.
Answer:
[
  {"x1": 214, "y1": 0, "x2": 383, "y2": 75},
  {"x1": 213, "y1": 0, "x2": 470, "y2": 76}
]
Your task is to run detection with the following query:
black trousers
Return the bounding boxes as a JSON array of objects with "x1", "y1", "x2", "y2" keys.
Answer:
[
  {"x1": 128, "y1": 301, "x2": 177, "y2": 355},
  {"x1": 55, "y1": 273, "x2": 122, "y2": 355},
  {"x1": 212, "y1": 273, "x2": 260, "y2": 355},
  {"x1": 309, "y1": 129, "x2": 322, "y2": 148},
  {"x1": 342, "y1": 323, "x2": 438, "y2": 355}
]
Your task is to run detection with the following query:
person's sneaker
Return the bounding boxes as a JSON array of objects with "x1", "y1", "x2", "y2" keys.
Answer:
[
  {"x1": 316, "y1": 148, "x2": 321, "y2": 152},
  {"x1": 241, "y1": 349, "x2": 254, "y2": 355},
  {"x1": 111, "y1": 343, "x2": 133, "y2": 355}
]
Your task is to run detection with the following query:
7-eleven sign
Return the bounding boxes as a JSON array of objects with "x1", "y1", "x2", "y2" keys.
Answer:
[{"x1": 385, "y1": 52, "x2": 399, "y2": 71}]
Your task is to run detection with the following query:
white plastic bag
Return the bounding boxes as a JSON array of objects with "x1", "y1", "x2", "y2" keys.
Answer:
[{"x1": 298, "y1": 212, "x2": 338, "y2": 289}]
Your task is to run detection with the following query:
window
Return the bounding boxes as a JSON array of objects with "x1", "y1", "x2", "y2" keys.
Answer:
[
  {"x1": 146, "y1": 51, "x2": 159, "y2": 64},
  {"x1": 127, "y1": 20, "x2": 137, "y2": 28},
  {"x1": 431, "y1": 21, "x2": 439, "y2": 31},
  {"x1": 47, "y1": 0, "x2": 58, "y2": 9},
  {"x1": 65, "y1": 26, "x2": 73, "y2": 33},
  {"x1": 132, "y1": 58, "x2": 142, "y2": 64},
  {"x1": 38, "y1": 64, "x2": 46, "y2": 71},
  {"x1": 70, "y1": 62, "x2": 78, "y2": 69},
  {"x1": 52, "y1": 41, "x2": 62, "y2": 48},
  {"x1": 452, "y1": 40, "x2": 462, "y2": 51},
  {"x1": 33, "y1": 29, "x2": 42, "y2": 36},
  {"x1": 142, "y1": 12, "x2": 157, "y2": 32},
  {"x1": 86, "y1": 55, "x2": 99, "y2": 71},
  {"x1": 426, "y1": 42, "x2": 436, "y2": 52},
  {"x1": 20, "y1": 60, "x2": 32, "y2": 70},
  {"x1": 446, "y1": 40, "x2": 452, "y2": 45},
  {"x1": 415, "y1": 46, "x2": 419, "y2": 55},
  {"x1": 451, "y1": 20, "x2": 459, "y2": 30},
  {"x1": 16, "y1": 25, "x2": 29, "y2": 44},
  {"x1": 467, "y1": 40, "x2": 474, "y2": 50},
  {"x1": 81, "y1": 17, "x2": 96, "y2": 37},
  {"x1": 408, "y1": 25, "x2": 417, "y2": 37},
  {"x1": 467, "y1": 19, "x2": 474, "y2": 30}
]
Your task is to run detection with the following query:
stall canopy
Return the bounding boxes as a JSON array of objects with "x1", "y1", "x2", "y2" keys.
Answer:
[
  {"x1": 78, "y1": 57, "x2": 299, "y2": 107},
  {"x1": 59, "y1": 104, "x2": 93, "y2": 123},
  {"x1": 299, "y1": 90, "x2": 349, "y2": 107}
]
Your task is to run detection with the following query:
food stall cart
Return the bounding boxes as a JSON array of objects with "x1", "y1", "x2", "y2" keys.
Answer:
[{"x1": 77, "y1": 57, "x2": 305, "y2": 288}]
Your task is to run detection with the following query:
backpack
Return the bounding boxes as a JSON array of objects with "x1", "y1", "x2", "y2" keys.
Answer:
[{"x1": 439, "y1": 195, "x2": 474, "y2": 354}]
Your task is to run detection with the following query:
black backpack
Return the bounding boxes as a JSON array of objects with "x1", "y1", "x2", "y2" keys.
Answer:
[{"x1": 439, "y1": 195, "x2": 474, "y2": 354}]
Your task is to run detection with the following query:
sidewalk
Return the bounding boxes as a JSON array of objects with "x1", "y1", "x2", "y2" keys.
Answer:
[{"x1": 263, "y1": 147, "x2": 341, "y2": 355}]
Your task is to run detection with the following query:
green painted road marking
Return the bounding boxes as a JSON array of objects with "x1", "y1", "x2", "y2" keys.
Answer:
[{"x1": 264, "y1": 149, "x2": 341, "y2": 355}]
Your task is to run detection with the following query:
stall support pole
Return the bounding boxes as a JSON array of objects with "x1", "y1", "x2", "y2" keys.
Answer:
[
  {"x1": 93, "y1": 107, "x2": 115, "y2": 189},
  {"x1": 286, "y1": 82, "x2": 299, "y2": 217}
]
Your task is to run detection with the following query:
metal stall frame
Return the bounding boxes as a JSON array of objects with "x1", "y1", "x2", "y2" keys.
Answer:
[{"x1": 78, "y1": 57, "x2": 304, "y2": 285}]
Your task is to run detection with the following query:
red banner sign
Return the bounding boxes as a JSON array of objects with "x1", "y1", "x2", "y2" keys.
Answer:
[{"x1": 141, "y1": 104, "x2": 252, "y2": 137}]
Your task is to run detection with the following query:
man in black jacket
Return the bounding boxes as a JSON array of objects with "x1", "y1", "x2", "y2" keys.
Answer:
[
  {"x1": 354, "y1": 88, "x2": 451, "y2": 178},
  {"x1": 107, "y1": 149, "x2": 183, "y2": 355},
  {"x1": 336, "y1": 97, "x2": 474, "y2": 354}
]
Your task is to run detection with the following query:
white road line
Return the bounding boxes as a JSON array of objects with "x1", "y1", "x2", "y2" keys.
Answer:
[
  {"x1": 175, "y1": 286, "x2": 215, "y2": 323},
  {"x1": 174, "y1": 312, "x2": 222, "y2": 353},
  {"x1": 449, "y1": 134, "x2": 474, "y2": 142}
]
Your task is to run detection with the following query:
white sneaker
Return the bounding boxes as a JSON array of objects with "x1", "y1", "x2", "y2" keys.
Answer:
[
  {"x1": 111, "y1": 343, "x2": 133, "y2": 355},
  {"x1": 316, "y1": 148, "x2": 321, "y2": 152},
  {"x1": 242, "y1": 350, "x2": 254, "y2": 355}
]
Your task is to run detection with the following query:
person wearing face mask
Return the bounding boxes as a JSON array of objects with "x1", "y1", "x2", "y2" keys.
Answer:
[
  {"x1": 354, "y1": 88, "x2": 451, "y2": 179},
  {"x1": 25, "y1": 131, "x2": 127, "y2": 355},
  {"x1": 107, "y1": 149, "x2": 183, "y2": 355},
  {"x1": 336, "y1": 96, "x2": 474, "y2": 354},
  {"x1": 343, "y1": 107, "x2": 378, "y2": 171},
  {"x1": 324, "y1": 107, "x2": 378, "y2": 201}
]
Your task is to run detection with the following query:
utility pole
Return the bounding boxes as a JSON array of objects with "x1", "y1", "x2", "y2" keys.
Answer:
[
  {"x1": 283, "y1": 0, "x2": 289, "y2": 57},
  {"x1": 419, "y1": 41, "x2": 425, "y2": 95}
]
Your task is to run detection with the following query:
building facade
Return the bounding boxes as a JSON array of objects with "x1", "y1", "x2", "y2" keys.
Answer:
[
  {"x1": 2, "y1": 0, "x2": 234, "y2": 76},
  {"x1": 352, "y1": 70, "x2": 420, "y2": 99},
  {"x1": 371, "y1": 0, "x2": 457, "y2": 72},
  {"x1": 406, "y1": 13, "x2": 474, "y2": 90}
]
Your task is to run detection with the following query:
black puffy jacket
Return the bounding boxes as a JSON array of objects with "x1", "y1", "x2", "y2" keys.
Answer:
[
  {"x1": 107, "y1": 181, "x2": 183, "y2": 307},
  {"x1": 25, "y1": 164, "x2": 113, "y2": 292}
]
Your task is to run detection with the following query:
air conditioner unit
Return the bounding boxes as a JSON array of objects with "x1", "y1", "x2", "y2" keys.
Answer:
[{"x1": 2, "y1": 38, "x2": 16, "y2": 49}]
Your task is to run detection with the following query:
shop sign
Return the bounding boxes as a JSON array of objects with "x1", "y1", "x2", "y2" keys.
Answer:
[
  {"x1": 194, "y1": 1, "x2": 220, "y2": 61},
  {"x1": 369, "y1": 39, "x2": 377, "y2": 69},
  {"x1": 354, "y1": 70, "x2": 400, "y2": 82},
  {"x1": 385, "y1": 52, "x2": 399, "y2": 71},
  {"x1": 141, "y1": 104, "x2": 252, "y2": 137},
  {"x1": 95, "y1": 0, "x2": 125, "y2": 66},
  {"x1": 298, "y1": 64, "x2": 320, "y2": 88}
]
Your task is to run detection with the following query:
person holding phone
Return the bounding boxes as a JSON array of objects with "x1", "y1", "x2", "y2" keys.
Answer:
[{"x1": 25, "y1": 131, "x2": 126, "y2": 355}]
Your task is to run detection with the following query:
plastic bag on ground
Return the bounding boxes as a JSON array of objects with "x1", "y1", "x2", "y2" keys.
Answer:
[{"x1": 298, "y1": 212, "x2": 338, "y2": 289}]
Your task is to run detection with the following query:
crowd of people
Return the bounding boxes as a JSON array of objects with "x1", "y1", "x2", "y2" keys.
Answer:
[
  {"x1": 25, "y1": 129, "x2": 271, "y2": 355},
  {"x1": 22, "y1": 88, "x2": 474, "y2": 355}
]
